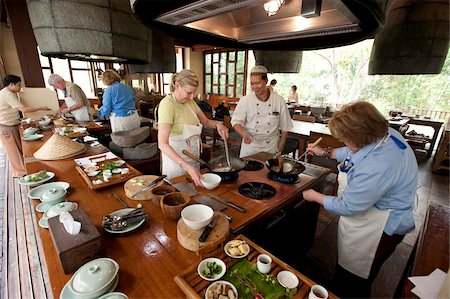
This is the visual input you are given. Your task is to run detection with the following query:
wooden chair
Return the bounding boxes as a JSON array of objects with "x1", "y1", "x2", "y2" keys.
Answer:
[
  {"x1": 223, "y1": 115, "x2": 242, "y2": 145},
  {"x1": 293, "y1": 114, "x2": 316, "y2": 123},
  {"x1": 307, "y1": 132, "x2": 344, "y2": 195},
  {"x1": 282, "y1": 137, "x2": 299, "y2": 158}
]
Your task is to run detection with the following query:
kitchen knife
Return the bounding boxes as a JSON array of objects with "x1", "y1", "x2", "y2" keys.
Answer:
[
  {"x1": 131, "y1": 175, "x2": 166, "y2": 199},
  {"x1": 199, "y1": 215, "x2": 219, "y2": 242},
  {"x1": 208, "y1": 193, "x2": 247, "y2": 213}
]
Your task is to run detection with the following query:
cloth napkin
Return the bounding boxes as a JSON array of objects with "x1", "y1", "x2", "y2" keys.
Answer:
[{"x1": 408, "y1": 268, "x2": 447, "y2": 299}]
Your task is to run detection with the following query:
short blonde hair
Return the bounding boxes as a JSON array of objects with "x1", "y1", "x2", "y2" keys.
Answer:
[
  {"x1": 170, "y1": 69, "x2": 198, "y2": 92},
  {"x1": 328, "y1": 101, "x2": 388, "y2": 148},
  {"x1": 101, "y1": 69, "x2": 122, "y2": 86}
]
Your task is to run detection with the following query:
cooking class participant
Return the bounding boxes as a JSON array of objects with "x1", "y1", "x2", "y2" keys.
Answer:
[
  {"x1": 0, "y1": 75, "x2": 51, "y2": 177},
  {"x1": 97, "y1": 69, "x2": 140, "y2": 132},
  {"x1": 48, "y1": 74, "x2": 94, "y2": 121},
  {"x1": 302, "y1": 101, "x2": 418, "y2": 298},
  {"x1": 267, "y1": 79, "x2": 277, "y2": 92},
  {"x1": 288, "y1": 85, "x2": 299, "y2": 104},
  {"x1": 157, "y1": 69, "x2": 229, "y2": 185},
  {"x1": 231, "y1": 65, "x2": 293, "y2": 158}
]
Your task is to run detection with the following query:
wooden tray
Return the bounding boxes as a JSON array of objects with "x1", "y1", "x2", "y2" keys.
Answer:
[
  {"x1": 174, "y1": 235, "x2": 338, "y2": 299},
  {"x1": 75, "y1": 158, "x2": 140, "y2": 190}
]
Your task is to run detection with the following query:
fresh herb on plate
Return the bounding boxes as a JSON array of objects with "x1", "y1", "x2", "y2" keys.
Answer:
[{"x1": 203, "y1": 261, "x2": 222, "y2": 279}]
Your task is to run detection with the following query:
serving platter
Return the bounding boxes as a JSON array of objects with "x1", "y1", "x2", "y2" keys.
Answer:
[
  {"x1": 19, "y1": 171, "x2": 55, "y2": 186},
  {"x1": 103, "y1": 208, "x2": 146, "y2": 234},
  {"x1": 28, "y1": 181, "x2": 70, "y2": 199},
  {"x1": 75, "y1": 158, "x2": 139, "y2": 190}
]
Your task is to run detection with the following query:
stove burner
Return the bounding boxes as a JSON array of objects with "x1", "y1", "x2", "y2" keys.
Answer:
[
  {"x1": 267, "y1": 172, "x2": 300, "y2": 184},
  {"x1": 238, "y1": 182, "x2": 276, "y2": 200},
  {"x1": 243, "y1": 160, "x2": 264, "y2": 171},
  {"x1": 218, "y1": 171, "x2": 239, "y2": 183}
]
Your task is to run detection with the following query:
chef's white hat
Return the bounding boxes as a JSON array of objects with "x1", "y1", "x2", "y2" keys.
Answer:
[{"x1": 250, "y1": 65, "x2": 268, "y2": 75}]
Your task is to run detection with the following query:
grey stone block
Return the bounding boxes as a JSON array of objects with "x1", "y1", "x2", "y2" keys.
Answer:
[{"x1": 123, "y1": 143, "x2": 158, "y2": 160}]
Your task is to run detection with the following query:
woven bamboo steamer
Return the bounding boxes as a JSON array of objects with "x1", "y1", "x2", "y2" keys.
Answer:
[{"x1": 33, "y1": 133, "x2": 86, "y2": 160}]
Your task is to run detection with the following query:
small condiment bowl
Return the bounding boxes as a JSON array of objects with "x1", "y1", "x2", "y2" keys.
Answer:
[
  {"x1": 40, "y1": 187, "x2": 67, "y2": 206},
  {"x1": 181, "y1": 204, "x2": 214, "y2": 230},
  {"x1": 68, "y1": 258, "x2": 120, "y2": 299},
  {"x1": 200, "y1": 173, "x2": 222, "y2": 190},
  {"x1": 38, "y1": 119, "x2": 51, "y2": 126},
  {"x1": 197, "y1": 257, "x2": 226, "y2": 281},
  {"x1": 151, "y1": 185, "x2": 176, "y2": 205}
]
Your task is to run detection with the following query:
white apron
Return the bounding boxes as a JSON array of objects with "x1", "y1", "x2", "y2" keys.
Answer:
[
  {"x1": 240, "y1": 133, "x2": 278, "y2": 158},
  {"x1": 64, "y1": 97, "x2": 90, "y2": 121},
  {"x1": 161, "y1": 102, "x2": 203, "y2": 179},
  {"x1": 110, "y1": 111, "x2": 140, "y2": 133},
  {"x1": 337, "y1": 136, "x2": 391, "y2": 279}
]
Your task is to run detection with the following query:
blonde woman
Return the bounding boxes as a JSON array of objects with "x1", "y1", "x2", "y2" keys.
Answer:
[
  {"x1": 98, "y1": 69, "x2": 140, "y2": 132},
  {"x1": 158, "y1": 70, "x2": 229, "y2": 185}
]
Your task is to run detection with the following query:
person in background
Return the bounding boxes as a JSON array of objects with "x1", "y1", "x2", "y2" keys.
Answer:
[
  {"x1": 48, "y1": 74, "x2": 94, "y2": 121},
  {"x1": 267, "y1": 79, "x2": 277, "y2": 92},
  {"x1": 0, "y1": 75, "x2": 50, "y2": 177},
  {"x1": 98, "y1": 69, "x2": 140, "y2": 132},
  {"x1": 158, "y1": 70, "x2": 229, "y2": 185},
  {"x1": 231, "y1": 65, "x2": 293, "y2": 158},
  {"x1": 302, "y1": 101, "x2": 418, "y2": 298},
  {"x1": 288, "y1": 85, "x2": 299, "y2": 104}
]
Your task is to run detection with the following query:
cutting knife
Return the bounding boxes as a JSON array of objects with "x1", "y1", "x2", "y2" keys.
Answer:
[
  {"x1": 131, "y1": 175, "x2": 166, "y2": 199},
  {"x1": 208, "y1": 193, "x2": 247, "y2": 213},
  {"x1": 199, "y1": 215, "x2": 219, "y2": 242}
]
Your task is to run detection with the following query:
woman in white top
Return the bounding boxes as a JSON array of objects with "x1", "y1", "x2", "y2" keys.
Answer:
[{"x1": 288, "y1": 85, "x2": 299, "y2": 104}]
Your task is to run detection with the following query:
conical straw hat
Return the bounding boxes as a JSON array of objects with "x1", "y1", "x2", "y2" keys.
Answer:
[{"x1": 34, "y1": 133, "x2": 86, "y2": 160}]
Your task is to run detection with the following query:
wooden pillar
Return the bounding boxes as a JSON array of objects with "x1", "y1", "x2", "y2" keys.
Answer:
[{"x1": 5, "y1": 0, "x2": 44, "y2": 87}]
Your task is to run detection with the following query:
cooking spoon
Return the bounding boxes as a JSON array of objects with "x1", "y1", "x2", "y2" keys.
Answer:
[
  {"x1": 283, "y1": 137, "x2": 323, "y2": 173},
  {"x1": 223, "y1": 139, "x2": 232, "y2": 171}
]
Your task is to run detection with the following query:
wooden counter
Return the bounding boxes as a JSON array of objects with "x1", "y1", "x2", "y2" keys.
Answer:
[{"x1": 21, "y1": 129, "x2": 330, "y2": 298}]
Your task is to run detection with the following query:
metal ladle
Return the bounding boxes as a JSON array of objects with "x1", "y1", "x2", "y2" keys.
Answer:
[
  {"x1": 224, "y1": 139, "x2": 232, "y2": 171},
  {"x1": 282, "y1": 137, "x2": 323, "y2": 173}
]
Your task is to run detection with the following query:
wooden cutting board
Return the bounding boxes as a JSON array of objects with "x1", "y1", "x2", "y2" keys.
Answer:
[
  {"x1": 177, "y1": 212, "x2": 229, "y2": 253},
  {"x1": 124, "y1": 175, "x2": 164, "y2": 200}
]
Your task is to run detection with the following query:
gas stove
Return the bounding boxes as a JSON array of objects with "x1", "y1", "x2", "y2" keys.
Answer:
[
  {"x1": 238, "y1": 182, "x2": 276, "y2": 200},
  {"x1": 267, "y1": 172, "x2": 300, "y2": 184}
]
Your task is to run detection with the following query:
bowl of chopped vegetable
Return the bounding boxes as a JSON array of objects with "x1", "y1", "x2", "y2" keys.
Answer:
[{"x1": 197, "y1": 257, "x2": 226, "y2": 281}]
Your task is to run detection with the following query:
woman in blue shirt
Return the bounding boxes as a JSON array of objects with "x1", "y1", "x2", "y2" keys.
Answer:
[
  {"x1": 98, "y1": 69, "x2": 140, "y2": 132},
  {"x1": 303, "y1": 101, "x2": 418, "y2": 298}
]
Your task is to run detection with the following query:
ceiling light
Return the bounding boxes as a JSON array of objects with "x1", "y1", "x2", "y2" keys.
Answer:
[{"x1": 263, "y1": 0, "x2": 285, "y2": 16}]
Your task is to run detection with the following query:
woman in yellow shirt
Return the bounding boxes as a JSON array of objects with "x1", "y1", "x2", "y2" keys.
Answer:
[{"x1": 158, "y1": 70, "x2": 229, "y2": 186}]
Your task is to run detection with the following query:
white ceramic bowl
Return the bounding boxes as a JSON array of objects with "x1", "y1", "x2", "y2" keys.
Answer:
[
  {"x1": 69, "y1": 258, "x2": 119, "y2": 299},
  {"x1": 181, "y1": 204, "x2": 214, "y2": 230},
  {"x1": 40, "y1": 187, "x2": 67, "y2": 206},
  {"x1": 200, "y1": 173, "x2": 222, "y2": 190},
  {"x1": 197, "y1": 257, "x2": 226, "y2": 281},
  {"x1": 38, "y1": 119, "x2": 51, "y2": 126},
  {"x1": 205, "y1": 280, "x2": 238, "y2": 299},
  {"x1": 277, "y1": 270, "x2": 299, "y2": 289}
]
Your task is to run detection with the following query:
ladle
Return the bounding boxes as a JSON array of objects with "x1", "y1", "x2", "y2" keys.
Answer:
[
  {"x1": 283, "y1": 137, "x2": 323, "y2": 173},
  {"x1": 223, "y1": 139, "x2": 232, "y2": 171}
]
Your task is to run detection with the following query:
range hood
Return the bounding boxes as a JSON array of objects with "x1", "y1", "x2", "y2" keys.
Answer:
[{"x1": 131, "y1": 0, "x2": 388, "y2": 50}]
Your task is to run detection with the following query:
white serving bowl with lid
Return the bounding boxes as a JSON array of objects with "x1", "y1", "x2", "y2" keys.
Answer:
[
  {"x1": 40, "y1": 187, "x2": 67, "y2": 206},
  {"x1": 68, "y1": 258, "x2": 120, "y2": 299},
  {"x1": 181, "y1": 204, "x2": 214, "y2": 230}
]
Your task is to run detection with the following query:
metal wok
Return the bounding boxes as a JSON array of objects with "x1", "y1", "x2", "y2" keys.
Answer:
[
  {"x1": 266, "y1": 156, "x2": 306, "y2": 178},
  {"x1": 182, "y1": 150, "x2": 247, "y2": 180}
]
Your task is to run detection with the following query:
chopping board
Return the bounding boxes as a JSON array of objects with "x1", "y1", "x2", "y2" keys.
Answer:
[
  {"x1": 124, "y1": 175, "x2": 164, "y2": 200},
  {"x1": 177, "y1": 212, "x2": 229, "y2": 253}
]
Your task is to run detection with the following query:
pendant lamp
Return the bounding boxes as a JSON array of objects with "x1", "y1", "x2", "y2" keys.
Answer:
[{"x1": 26, "y1": 0, "x2": 153, "y2": 64}]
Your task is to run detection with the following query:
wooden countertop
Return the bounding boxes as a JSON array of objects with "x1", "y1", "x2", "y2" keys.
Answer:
[{"x1": 21, "y1": 127, "x2": 330, "y2": 298}]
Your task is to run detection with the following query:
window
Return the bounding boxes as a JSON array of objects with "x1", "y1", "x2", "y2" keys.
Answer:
[{"x1": 204, "y1": 49, "x2": 248, "y2": 98}]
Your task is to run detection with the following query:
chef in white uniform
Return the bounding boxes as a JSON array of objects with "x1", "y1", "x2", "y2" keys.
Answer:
[
  {"x1": 231, "y1": 65, "x2": 293, "y2": 158},
  {"x1": 302, "y1": 101, "x2": 418, "y2": 298},
  {"x1": 157, "y1": 70, "x2": 229, "y2": 186}
]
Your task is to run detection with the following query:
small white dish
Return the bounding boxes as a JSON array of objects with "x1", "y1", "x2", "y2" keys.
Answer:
[
  {"x1": 224, "y1": 239, "x2": 250, "y2": 259},
  {"x1": 205, "y1": 280, "x2": 238, "y2": 299},
  {"x1": 28, "y1": 181, "x2": 70, "y2": 200},
  {"x1": 277, "y1": 270, "x2": 299, "y2": 289},
  {"x1": 114, "y1": 160, "x2": 125, "y2": 167},
  {"x1": 39, "y1": 217, "x2": 49, "y2": 229},
  {"x1": 197, "y1": 257, "x2": 226, "y2": 281},
  {"x1": 36, "y1": 202, "x2": 52, "y2": 213},
  {"x1": 112, "y1": 168, "x2": 122, "y2": 174},
  {"x1": 84, "y1": 165, "x2": 99, "y2": 172},
  {"x1": 22, "y1": 134, "x2": 44, "y2": 141},
  {"x1": 88, "y1": 171, "x2": 100, "y2": 177}
]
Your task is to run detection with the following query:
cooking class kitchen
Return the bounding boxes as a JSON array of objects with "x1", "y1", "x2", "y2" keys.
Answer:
[{"x1": 0, "y1": 0, "x2": 448, "y2": 299}]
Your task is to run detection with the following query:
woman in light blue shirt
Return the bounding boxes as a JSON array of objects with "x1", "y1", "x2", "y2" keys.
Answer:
[
  {"x1": 98, "y1": 69, "x2": 140, "y2": 132},
  {"x1": 303, "y1": 101, "x2": 418, "y2": 298}
]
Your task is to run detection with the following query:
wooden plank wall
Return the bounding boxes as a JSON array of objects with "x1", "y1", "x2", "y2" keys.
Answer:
[{"x1": 1, "y1": 161, "x2": 53, "y2": 298}]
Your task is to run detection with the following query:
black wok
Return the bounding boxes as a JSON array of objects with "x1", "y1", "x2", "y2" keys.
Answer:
[
  {"x1": 266, "y1": 157, "x2": 306, "y2": 178},
  {"x1": 182, "y1": 150, "x2": 247, "y2": 180}
]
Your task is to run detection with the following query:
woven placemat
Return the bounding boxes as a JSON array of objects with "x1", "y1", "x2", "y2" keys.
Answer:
[{"x1": 34, "y1": 133, "x2": 86, "y2": 160}]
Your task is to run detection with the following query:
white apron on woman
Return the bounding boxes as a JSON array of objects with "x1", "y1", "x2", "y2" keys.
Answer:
[
  {"x1": 161, "y1": 103, "x2": 202, "y2": 179},
  {"x1": 64, "y1": 97, "x2": 90, "y2": 121},
  {"x1": 336, "y1": 136, "x2": 391, "y2": 279},
  {"x1": 110, "y1": 111, "x2": 140, "y2": 132}
]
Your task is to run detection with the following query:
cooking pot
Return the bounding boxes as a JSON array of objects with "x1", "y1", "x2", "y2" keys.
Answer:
[
  {"x1": 266, "y1": 157, "x2": 306, "y2": 178},
  {"x1": 182, "y1": 150, "x2": 246, "y2": 181}
]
